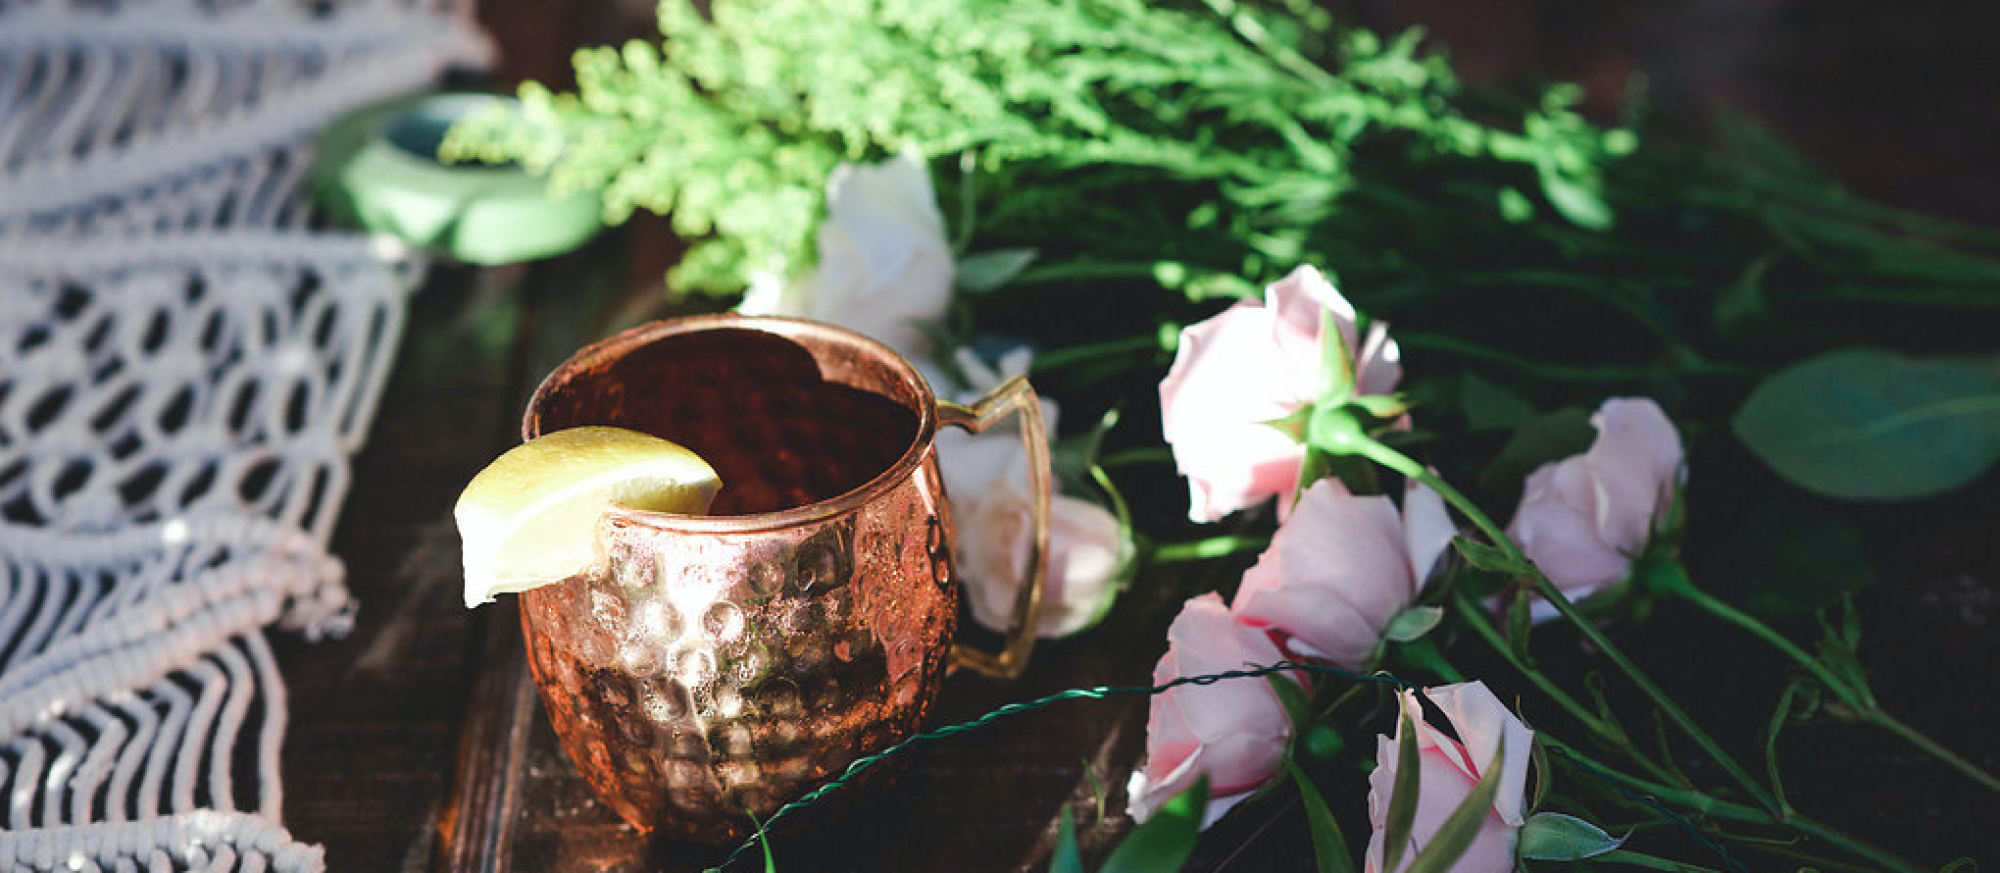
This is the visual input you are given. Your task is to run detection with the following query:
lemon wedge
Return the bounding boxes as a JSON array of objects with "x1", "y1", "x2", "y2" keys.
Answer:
[{"x1": 454, "y1": 425, "x2": 721, "y2": 607}]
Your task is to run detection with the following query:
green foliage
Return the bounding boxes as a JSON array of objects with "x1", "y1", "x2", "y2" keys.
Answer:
[
  {"x1": 443, "y1": 0, "x2": 1624, "y2": 296},
  {"x1": 1517, "y1": 811, "x2": 1626, "y2": 861},
  {"x1": 1382, "y1": 707, "x2": 1423, "y2": 873},
  {"x1": 1289, "y1": 760, "x2": 1357, "y2": 873},
  {"x1": 1052, "y1": 809, "x2": 1086, "y2": 873},
  {"x1": 1401, "y1": 740, "x2": 1506, "y2": 873},
  {"x1": 1693, "y1": 493, "x2": 1874, "y2": 616},
  {"x1": 1100, "y1": 777, "x2": 1207, "y2": 873},
  {"x1": 1733, "y1": 347, "x2": 2000, "y2": 500}
]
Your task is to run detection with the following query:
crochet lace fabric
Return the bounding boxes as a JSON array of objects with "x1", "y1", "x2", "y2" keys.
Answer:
[{"x1": 0, "y1": 1, "x2": 490, "y2": 870}]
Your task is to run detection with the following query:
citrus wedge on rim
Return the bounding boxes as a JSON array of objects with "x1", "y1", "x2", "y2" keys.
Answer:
[{"x1": 454, "y1": 425, "x2": 721, "y2": 607}]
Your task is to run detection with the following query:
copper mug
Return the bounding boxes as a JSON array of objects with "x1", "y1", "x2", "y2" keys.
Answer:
[{"x1": 517, "y1": 314, "x2": 1050, "y2": 843}]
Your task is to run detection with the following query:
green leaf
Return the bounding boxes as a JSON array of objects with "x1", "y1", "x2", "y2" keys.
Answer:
[
  {"x1": 1452, "y1": 535, "x2": 1531, "y2": 577},
  {"x1": 1317, "y1": 308, "x2": 1357, "y2": 406},
  {"x1": 1382, "y1": 707, "x2": 1422, "y2": 873},
  {"x1": 1734, "y1": 348, "x2": 2000, "y2": 500},
  {"x1": 1477, "y1": 406, "x2": 1595, "y2": 493},
  {"x1": 956, "y1": 247, "x2": 1040, "y2": 294},
  {"x1": 1051, "y1": 809, "x2": 1085, "y2": 873},
  {"x1": 1402, "y1": 740, "x2": 1506, "y2": 873},
  {"x1": 1350, "y1": 394, "x2": 1412, "y2": 423},
  {"x1": 1505, "y1": 587, "x2": 1537, "y2": 668},
  {"x1": 1101, "y1": 777, "x2": 1205, "y2": 873},
  {"x1": 745, "y1": 810, "x2": 779, "y2": 873},
  {"x1": 1267, "y1": 671, "x2": 1314, "y2": 735},
  {"x1": 1762, "y1": 679, "x2": 1813, "y2": 814},
  {"x1": 1695, "y1": 494, "x2": 1873, "y2": 616},
  {"x1": 1517, "y1": 812, "x2": 1626, "y2": 861},
  {"x1": 1288, "y1": 761, "x2": 1356, "y2": 873},
  {"x1": 1383, "y1": 606, "x2": 1443, "y2": 643},
  {"x1": 1457, "y1": 372, "x2": 1536, "y2": 432},
  {"x1": 1538, "y1": 165, "x2": 1614, "y2": 231}
]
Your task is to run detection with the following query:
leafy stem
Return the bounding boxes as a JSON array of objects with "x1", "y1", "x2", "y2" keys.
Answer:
[
  {"x1": 1444, "y1": 592, "x2": 1688, "y2": 788},
  {"x1": 1659, "y1": 565, "x2": 2000, "y2": 796},
  {"x1": 1342, "y1": 435, "x2": 1781, "y2": 816},
  {"x1": 1147, "y1": 533, "x2": 1271, "y2": 564},
  {"x1": 1545, "y1": 740, "x2": 1926, "y2": 873},
  {"x1": 1593, "y1": 849, "x2": 1722, "y2": 872}
]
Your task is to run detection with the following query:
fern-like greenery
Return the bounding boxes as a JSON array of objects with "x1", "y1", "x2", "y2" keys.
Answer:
[{"x1": 443, "y1": 0, "x2": 1629, "y2": 296}]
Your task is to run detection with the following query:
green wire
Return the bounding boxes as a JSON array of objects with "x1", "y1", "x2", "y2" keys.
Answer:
[{"x1": 708, "y1": 661, "x2": 1395, "y2": 871}]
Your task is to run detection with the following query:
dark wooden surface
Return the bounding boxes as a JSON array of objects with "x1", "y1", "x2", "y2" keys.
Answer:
[{"x1": 273, "y1": 3, "x2": 2000, "y2": 872}]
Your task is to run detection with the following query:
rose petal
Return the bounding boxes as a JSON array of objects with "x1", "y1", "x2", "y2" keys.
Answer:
[
  {"x1": 1364, "y1": 683, "x2": 1533, "y2": 873},
  {"x1": 1511, "y1": 463, "x2": 1631, "y2": 597},
  {"x1": 1231, "y1": 479, "x2": 1422, "y2": 670},
  {"x1": 1159, "y1": 304, "x2": 1312, "y2": 521},
  {"x1": 1424, "y1": 682, "x2": 1535, "y2": 825},
  {"x1": 1584, "y1": 398, "x2": 1684, "y2": 550},
  {"x1": 1128, "y1": 593, "x2": 1292, "y2": 825}
]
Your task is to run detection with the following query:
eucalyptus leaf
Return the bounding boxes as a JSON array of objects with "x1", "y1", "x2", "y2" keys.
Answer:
[
  {"x1": 1517, "y1": 811, "x2": 1626, "y2": 861},
  {"x1": 956, "y1": 247, "x2": 1040, "y2": 294},
  {"x1": 1101, "y1": 777, "x2": 1205, "y2": 873},
  {"x1": 1734, "y1": 348, "x2": 2000, "y2": 500}
]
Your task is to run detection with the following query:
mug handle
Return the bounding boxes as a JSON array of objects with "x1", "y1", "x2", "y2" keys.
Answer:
[{"x1": 935, "y1": 375, "x2": 1051, "y2": 681}]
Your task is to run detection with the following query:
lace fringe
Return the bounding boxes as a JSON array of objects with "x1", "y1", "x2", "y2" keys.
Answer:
[{"x1": 0, "y1": 0, "x2": 488, "y2": 867}]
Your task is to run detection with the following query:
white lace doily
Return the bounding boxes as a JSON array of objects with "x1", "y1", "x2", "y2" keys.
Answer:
[{"x1": 1, "y1": 1, "x2": 490, "y2": 870}]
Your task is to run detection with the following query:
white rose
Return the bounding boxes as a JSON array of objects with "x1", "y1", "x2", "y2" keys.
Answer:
[
  {"x1": 937, "y1": 347, "x2": 1132, "y2": 638},
  {"x1": 737, "y1": 152, "x2": 952, "y2": 360}
]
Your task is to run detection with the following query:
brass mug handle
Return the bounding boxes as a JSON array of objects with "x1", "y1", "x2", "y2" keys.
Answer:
[{"x1": 935, "y1": 375, "x2": 1051, "y2": 681}]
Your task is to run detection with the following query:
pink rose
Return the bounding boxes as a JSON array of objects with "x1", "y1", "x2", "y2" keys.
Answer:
[
  {"x1": 1126, "y1": 593, "x2": 1296, "y2": 827},
  {"x1": 1507, "y1": 397, "x2": 1684, "y2": 603},
  {"x1": 1233, "y1": 478, "x2": 1454, "y2": 670},
  {"x1": 1158, "y1": 265, "x2": 1401, "y2": 522},
  {"x1": 1366, "y1": 681, "x2": 1533, "y2": 873}
]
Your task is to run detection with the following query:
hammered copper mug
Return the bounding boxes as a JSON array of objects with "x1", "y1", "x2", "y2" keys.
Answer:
[{"x1": 516, "y1": 314, "x2": 1050, "y2": 843}]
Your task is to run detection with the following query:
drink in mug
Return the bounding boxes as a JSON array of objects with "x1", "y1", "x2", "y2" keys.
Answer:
[{"x1": 515, "y1": 316, "x2": 1048, "y2": 843}]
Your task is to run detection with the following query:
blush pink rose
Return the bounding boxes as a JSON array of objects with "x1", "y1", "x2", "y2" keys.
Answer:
[
  {"x1": 1232, "y1": 478, "x2": 1455, "y2": 670},
  {"x1": 1126, "y1": 593, "x2": 1296, "y2": 827},
  {"x1": 1158, "y1": 265, "x2": 1401, "y2": 522},
  {"x1": 1507, "y1": 397, "x2": 1684, "y2": 603},
  {"x1": 1365, "y1": 681, "x2": 1534, "y2": 873}
]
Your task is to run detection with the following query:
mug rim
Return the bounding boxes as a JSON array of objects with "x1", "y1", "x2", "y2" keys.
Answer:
[{"x1": 522, "y1": 313, "x2": 940, "y2": 533}]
